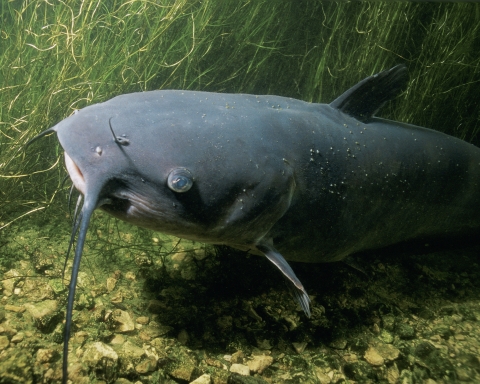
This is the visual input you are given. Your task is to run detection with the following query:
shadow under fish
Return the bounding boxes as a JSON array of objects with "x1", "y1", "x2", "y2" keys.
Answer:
[{"x1": 28, "y1": 65, "x2": 480, "y2": 383}]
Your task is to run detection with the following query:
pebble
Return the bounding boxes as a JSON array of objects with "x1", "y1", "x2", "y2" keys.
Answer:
[
  {"x1": 82, "y1": 342, "x2": 118, "y2": 371},
  {"x1": 247, "y1": 355, "x2": 273, "y2": 373},
  {"x1": 2, "y1": 270, "x2": 21, "y2": 296},
  {"x1": 314, "y1": 367, "x2": 332, "y2": 384},
  {"x1": 364, "y1": 346, "x2": 384, "y2": 366},
  {"x1": 190, "y1": 374, "x2": 212, "y2": 384},
  {"x1": 74, "y1": 331, "x2": 89, "y2": 344},
  {"x1": 11, "y1": 332, "x2": 24, "y2": 343},
  {"x1": 231, "y1": 350, "x2": 245, "y2": 364},
  {"x1": 110, "y1": 334, "x2": 125, "y2": 345},
  {"x1": 386, "y1": 363, "x2": 400, "y2": 383},
  {"x1": 378, "y1": 329, "x2": 394, "y2": 344},
  {"x1": 0, "y1": 335, "x2": 10, "y2": 350},
  {"x1": 106, "y1": 277, "x2": 117, "y2": 292},
  {"x1": 4, "y1": 304, "x2": 25, "y2": 313},
  {"x1": 136, "y1": 316, "x2": 150, "y2": 325},
  {"x1": 120, "y1": 340, "x2": 145, "y2": 360},
  {"x1": 374, "y1": 342, "x2": 400, "y2": 361},
  {"x1": 135, "y1": 356, "x2": 157, "y2": 374},
  {"x1": 292, "y1": 341, "x2": 308, "y2": 354},
  {"x1": 36, "y1": 348, "x2": 56, "y2": 363},
  {"x1": 230, "y1": 363, "x2": 250, "y2": 376},
  {"x1": 109, "y1": 309, "x2": 135, "y2": 333},
  {"x1": 24, "y1": 300, "x2": 59, "y2": 330}
]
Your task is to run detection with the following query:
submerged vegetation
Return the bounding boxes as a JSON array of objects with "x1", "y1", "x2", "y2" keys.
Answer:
[{"x1": 0, "y1": 1, "x2": 480, "y2": 382}]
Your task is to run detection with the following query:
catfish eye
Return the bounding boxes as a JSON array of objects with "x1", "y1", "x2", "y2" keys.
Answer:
[{"x1": 167, "y1": 168, "x2": 193, "y2": 193}]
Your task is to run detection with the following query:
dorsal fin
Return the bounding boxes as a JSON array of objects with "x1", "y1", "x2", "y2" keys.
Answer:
[{"x1": 330, "y1": 64, "x2": 408, "y2": 123}]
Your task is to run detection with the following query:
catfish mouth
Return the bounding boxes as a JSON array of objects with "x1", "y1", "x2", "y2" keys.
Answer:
[
  {"x1": 63, "y1": 150, "x2": 174, "y2": 229},
  {"x1": 64, "y1": 152, "x2": 86, "y2": 196}
]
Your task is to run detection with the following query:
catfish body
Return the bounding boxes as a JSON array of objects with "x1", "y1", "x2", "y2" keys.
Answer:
[
  {"x1": 56, "y1": 77, "x2": 480, "y2": 264},
  {"x1": 30, "y1": 65, "x2": 480, "y2": 383}
]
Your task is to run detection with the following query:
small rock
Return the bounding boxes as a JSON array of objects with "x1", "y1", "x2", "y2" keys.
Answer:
[
  {"x1": 24, "y1": 300, "x2": 60, "y2": 331},
  {"x1": 74, "y1": 331, "x2": 89, "y2": 344},
  {"x1": 82, "y1": 342, "x2": 118, "y2": 374},
  {"x1": 292, "y1": 341, "x2": 308, "y2": 354},
  {"x1": 364, "y1": 346, "x2": 384, "y2": 366},
  {"x1": 205, "y1": 357, "x2": 223, "y2": 368},
  {"x1": 375, "y1": 342, "x2": 400, "y2": 362},
  {"x1": 140, "y1": 322, "x2": 173, "y2": 340},
  {"x1": 161, "y1": 351, "x2": 199, "y2": 381},
  {"x1": 114, "y1": 379, "x2": 134, "y2": 384},
  {"x1": 4, "y1": 304, "x2": 25, "y2": 313},
  {"x1": 230, "y1": 363, "x2": 250, "y2": 376},
  {"x1": 386, "y1": 363, "x2": 400, "y2": 384},
  {"x1": 36, "y1": 348, "x2": 56, "y2": 363},
  {"x1": 378, "y1": 329, "x2": 394, "y2": 344},
  {"x1": 139, "y1": 331, "x2": 151, "y2": 341},
  {"x1": 343, "y1": 354, "x2": 358, "y2": 363},
  {"x1": 76, "y1": 292, "x2": 94, "y2": 309},
  {"x1": 120, "y1": 341, "x2": 145, "y2": 361},
  {"x1": 314, "y1": 367, "x2": 332, "y2": 384},
  {"x1": 231, "y1": 351, "x2": 245, "y2": 364},
  {"x1": 106, "y1": 277, "x2": 117, "y2": 292},
  {"x1": 0, "y1": 335, "x2": 10, "y2": 350},
  {"x1": 136, "y1": 316, "x2": 150, "y2": 325},
  {"x1": 2, "y1": 270, "x2": 21, "y2": 296},
  {"x1": 110, "y1": 334, "x2": 125, "y2": 345},
  {"x1": 11, "y1": 332, "x2": 24, "y2": 343},
  {"x1": 190, "y1": 373, "x2": 211, "y2": 384},
  {"x1": 111, "y1": 292, "x2": 124, "y2": 304},
  {"x1": 247, "y1": 355, "x2": 273, "y2": 373},
  {"x1": 135, "y1": 356, "x2": 157, "y2": 374},
  {"x1": 108, "y1": 309, "x2": 135, "y2": 333}
]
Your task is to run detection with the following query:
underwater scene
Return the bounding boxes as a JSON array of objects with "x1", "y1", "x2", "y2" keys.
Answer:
[{"x1": 1, "y1": 1, "x2": 480, "y2": 383}]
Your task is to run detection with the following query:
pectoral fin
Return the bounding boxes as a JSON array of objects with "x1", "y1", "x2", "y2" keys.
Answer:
[{"x1": 256, "y1": 241, "x2": 311, "y2": 317}]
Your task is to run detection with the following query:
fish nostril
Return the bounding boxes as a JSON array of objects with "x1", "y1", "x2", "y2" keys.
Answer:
[{"x1": 64, "y1": 152, "x2": 86, "y2": 195}]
